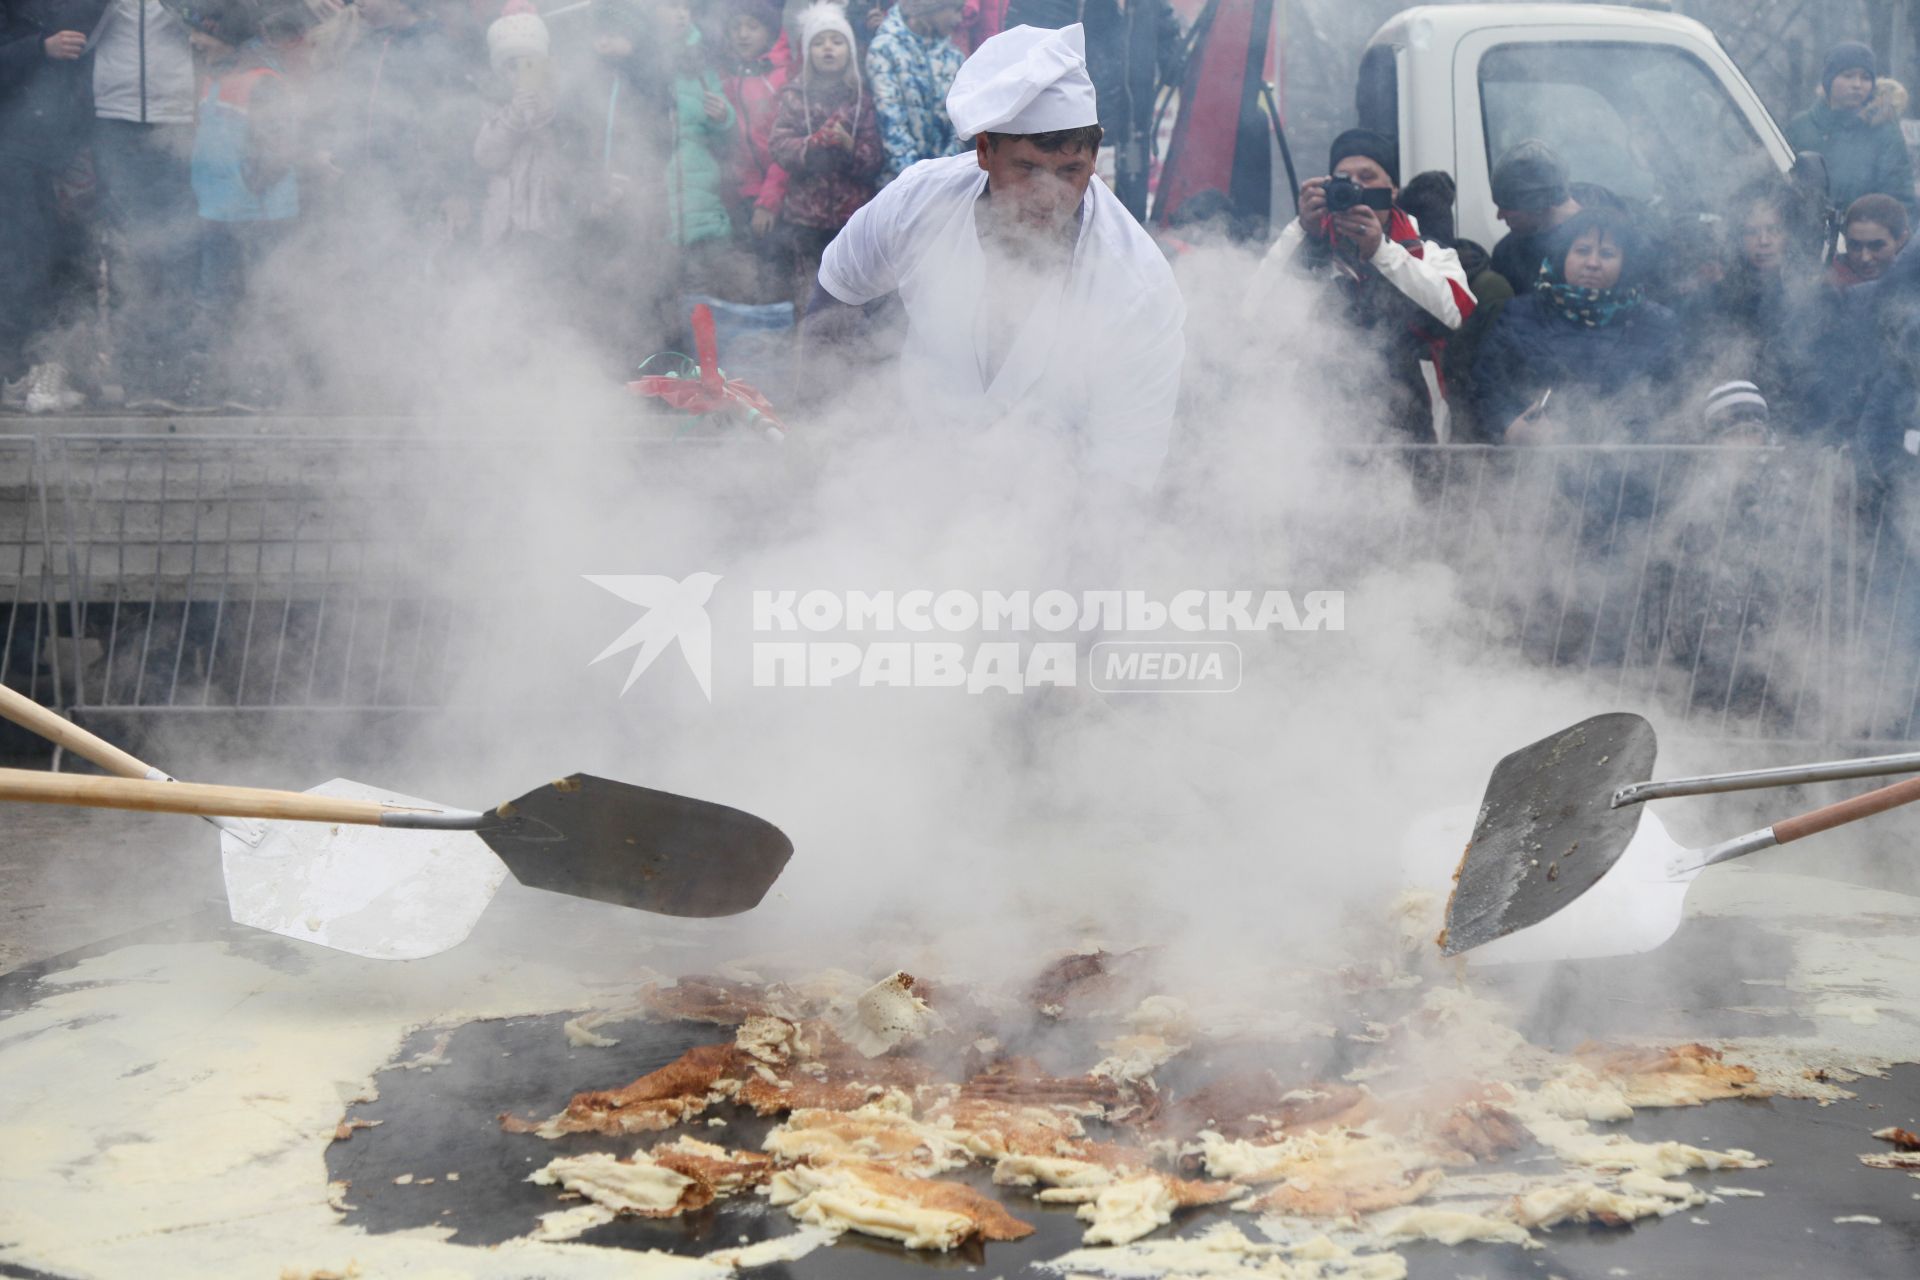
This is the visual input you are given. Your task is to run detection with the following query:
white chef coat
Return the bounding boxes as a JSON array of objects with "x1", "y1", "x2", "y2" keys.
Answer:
[
  {"x1": 818, "y1": 153, "x2": 1185, "y2": 491},
  {"x1": 92, "y1": 0, "x2": 195, "y2": 125}
]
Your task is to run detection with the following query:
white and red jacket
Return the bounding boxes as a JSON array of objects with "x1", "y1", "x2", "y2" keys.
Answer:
[{"x1": 1244, "y1": 208, "x2": 1476, "y2": 331}]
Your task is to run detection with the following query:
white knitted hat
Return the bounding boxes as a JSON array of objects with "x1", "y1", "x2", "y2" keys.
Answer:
[
  {"x1": 487, "y1": 0, "x2": 549, "y2": 70},
  {"x1": 795, "y1": 2, "x2": 855, "y2": 60}
]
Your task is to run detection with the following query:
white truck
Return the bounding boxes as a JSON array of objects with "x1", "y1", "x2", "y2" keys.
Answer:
[{"x1": 1351, "y1": 4, "x2": 1800, "y2": 247}]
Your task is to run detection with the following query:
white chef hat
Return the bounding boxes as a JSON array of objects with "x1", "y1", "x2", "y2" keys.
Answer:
[{"x1": 946, "y1": 23, "x2": 1099, "y2": 139}]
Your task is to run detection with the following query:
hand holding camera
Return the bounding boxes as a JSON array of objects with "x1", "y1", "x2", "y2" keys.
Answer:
[{"x1": 1300, "y1": 175, "x2": 1393, "y2": 256}]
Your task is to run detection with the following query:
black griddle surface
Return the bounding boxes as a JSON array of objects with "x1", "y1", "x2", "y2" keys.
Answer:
[
  {"x1": 329, "y1": 1008, "x2": 1920, "y2": 1279},
  {"x1": 6, "y1": 907, "x2": 1920, "y2": 1278}
]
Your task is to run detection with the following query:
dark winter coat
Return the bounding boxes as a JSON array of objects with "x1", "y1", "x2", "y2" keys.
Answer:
[
  {"x1": 1839, "y1": 239, "x2": 1920, "y2": 485},
  {"x1": 1441, "y1": 238, "x2": 1517, "y2": 441},
  {"x1": 1002, "y1": 0, "x2": 1181, "y2": 144},
  {"x1": 0, "y1": 0, "x2": 106, "y2": 165},
  {"x1": 1681, "y1": 265, "x2": 1828, "y2": 428},
  {"x1": 1467, "y1": 290, "x2": 1682, "y2": 441},
  {"x1": 1490, "y1": 226, "x2": 1555, "y2": 297},
  {"x1": 1784, "y1": 100, "x2": 1917, "y2": 217}
]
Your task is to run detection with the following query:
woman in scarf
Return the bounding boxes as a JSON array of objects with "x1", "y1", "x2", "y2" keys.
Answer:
[{"x1": 1467, "y1": 206, "x2": 1681, "y2": 444}]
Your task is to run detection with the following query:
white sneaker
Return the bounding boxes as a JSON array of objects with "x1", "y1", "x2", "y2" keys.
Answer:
[{"x1": 24, "y1": 362, "x2": 84, "y2": 414}]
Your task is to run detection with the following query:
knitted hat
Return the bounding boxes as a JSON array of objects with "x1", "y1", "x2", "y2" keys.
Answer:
[
  {"x1": 1491, "y1": 139, "x2": 1570, "y2": 212},
  {"x1": 487, "y1": 0, "x2": 548, "y2": 69},
  {"x1": 1328, "y1": 128, "x2": 1398, "y2": 186},
  {"x1": 1704, "y1": 380, "x2": 1769, "y2": 430},
  {"x1": 796, "y1": 0, "x2": 855, "y2": 55},
  {"x1": 1822, "y1": 41, "x2": 1875, "y2": 95}
]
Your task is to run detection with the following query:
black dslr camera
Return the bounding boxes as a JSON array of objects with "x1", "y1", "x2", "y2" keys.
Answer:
[{"x1": 1323, "y1": 175, "x2": 1394, "y2": 213}]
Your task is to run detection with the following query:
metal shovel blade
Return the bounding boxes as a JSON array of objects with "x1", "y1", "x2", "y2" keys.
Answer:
[
  {"x1": 1441, "y1": 712, "x2": 1658, "y2": 955},
  {"x1": 478, "y1": 774, "x2": 792, "y2": 917},
  {"x1": 221, "y1": 779, "x2": 510, "y2": 961}
]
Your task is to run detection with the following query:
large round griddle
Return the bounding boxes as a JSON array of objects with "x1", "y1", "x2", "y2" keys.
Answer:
[
  {"x1": 325, "y1": 1005, "x2": 1920, "y2": 1280},
  {"x1": 5, "y1": 908, "x2": 1920, "y2": 1279}
]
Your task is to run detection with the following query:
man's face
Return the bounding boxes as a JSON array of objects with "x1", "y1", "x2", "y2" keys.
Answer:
[
  {"x1": 977, "y1": 135, "x2": 1095, "y2": 235},
  {"x1": 1498, "y1": 205, "x2": 1550, "y2": 236},
  {"x1": 1830, "y1": 68, "x2": 1875, "y2": 113},
  {"x1": 1333, "y1": 154, "x2": 1393, "y2": 193},
  {"x1": 1332, "y1": 155, "x2": 1395, "y2": 233},
  {"x1": 1845, "y1": 218, "x2": 1907, "y2": 280}
]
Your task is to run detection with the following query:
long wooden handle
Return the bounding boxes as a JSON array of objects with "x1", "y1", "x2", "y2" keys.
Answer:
[
  {"x1": 0, "y1": 685, "x2": 153, "y2": 779},
  {"x1": 1774, "y1": 773, "x2": 1920, "y2": 845},
  {"x1": 0, "y1": 767, "x2": 439, "y2": 825}
]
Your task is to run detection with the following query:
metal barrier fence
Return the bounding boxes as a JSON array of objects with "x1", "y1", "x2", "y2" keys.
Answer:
[
  {"x1": 1, "y1": 435, "x2": 1916, "y2": 748},
  {"x1": 0, "y1": 438, "x2": 58, "y2": 712},
  {"x1": 1341, "y1": 445, "x2": 1868, "y2": 744},
  {"x1": 47, "y1": 435, "x2": 506, "y2": 716}
]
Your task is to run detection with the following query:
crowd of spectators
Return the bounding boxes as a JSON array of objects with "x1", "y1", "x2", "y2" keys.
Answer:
[
  {"x1": 1244, "y1": 36, "x2": 1920, "y2": 499},
  {"x1": 0, "y1": 0, "x2": 1071, "y2": 412},
  {"x1": 4, "y1": 3, "x2": 1920, "y2": 502}
]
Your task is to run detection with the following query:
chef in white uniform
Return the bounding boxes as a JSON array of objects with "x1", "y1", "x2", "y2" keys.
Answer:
[{"x1": 811, "y1": 24, "x2": 1185, "y2": 493}]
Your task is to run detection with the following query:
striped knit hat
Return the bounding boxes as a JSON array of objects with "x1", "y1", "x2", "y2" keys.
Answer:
[{"x1": 1703, "y1": 381, "x2": 1769, "y2": 430}]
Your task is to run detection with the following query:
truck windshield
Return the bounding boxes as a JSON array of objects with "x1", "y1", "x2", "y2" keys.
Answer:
[{"x1": 1479, "y1": 41, "x2": 1771, "y2": 213}]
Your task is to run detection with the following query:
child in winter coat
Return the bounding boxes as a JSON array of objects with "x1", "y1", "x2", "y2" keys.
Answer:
[
  {"x1": 720, "y1": 0, "x2": 789, "y2": 232},
  {"x1": 767, "y1": 2, "x2": 883, "y2": 311},
  {"x1": 651, "y1": 0, "x2": 734, "y2": 255},
  {"x1": 473, "y1": 0, "x2": 580, "y2": 251},
  {"x1": 718, "y1": 0, "x2": 789, "y2": 300}
]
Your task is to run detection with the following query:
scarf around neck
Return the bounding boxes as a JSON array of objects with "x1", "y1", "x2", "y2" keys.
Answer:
[{"x1": 1536, "y1": 258, "x2": 1643, "y2": 327}]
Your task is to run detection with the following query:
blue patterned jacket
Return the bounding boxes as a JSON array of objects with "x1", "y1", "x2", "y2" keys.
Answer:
[{"x1": 864, "y1": 6, "x2": 967, "y2": 182}]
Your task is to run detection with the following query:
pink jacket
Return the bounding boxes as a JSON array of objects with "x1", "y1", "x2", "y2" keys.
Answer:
[
  {"x1": 722, "y1": 36, "x2": 791, "y2": 212},
  {"x1": 956, "y1": 0, "x2": 1009, "y2": 53}
]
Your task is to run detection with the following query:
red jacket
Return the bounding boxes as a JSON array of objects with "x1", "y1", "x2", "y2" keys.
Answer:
[
  {"x1": 956, "y1": 0, "x2": 1009, "y2": 53},
  {"x1": 721, "y1": 52, "x2": 789, "y2": 212}
]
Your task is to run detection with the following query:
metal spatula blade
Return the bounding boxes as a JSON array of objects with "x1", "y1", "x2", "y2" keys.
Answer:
[
  {"x1": 221, "y1": 779, "x2": 510, "y2": 961},
  {"x1": 476, "y1": 774, "x2": 793, "y2": 918},
  {"x1": 1442, "y1": 712, "x2": 1658, "y2": 956}
]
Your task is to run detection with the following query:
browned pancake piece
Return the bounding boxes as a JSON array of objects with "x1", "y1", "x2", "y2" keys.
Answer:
[
  {"x1": 640, "y1": 977, "x2": 778, "y2": 1026},
  {"x1": 503, "y1": 1042, "x2": 737, "y2": 1135},
  {"x1": 960, "y1": 1057, "x2": 1157, "y2": 1124},
  {"x1": 1162, "y1": 1073, "x2": 1372, "y2": 1141},
  {"x1": 927, "y1": 1098, "x2": 1085, "y2": 1156},
  {"x1": 1432, "y1": 1100, "x2": 1528, "y2": 1163},
  {"x1": 652, "y1": 1142, "x2": 777, "y2": 1193},
  {"x1": 1572, "y1": 1042, "x2": 1758, "y2": 1106},
  {"x1": 1245, "y1": 1166, "x2": 1445, "y2": 1218},
  {"x1": 1872, "y1": 1126, "x2": 1920, "y2": 1151},
  {"x1": 841, "y1": 1162, "x2": 1036, "y2": 1241}
]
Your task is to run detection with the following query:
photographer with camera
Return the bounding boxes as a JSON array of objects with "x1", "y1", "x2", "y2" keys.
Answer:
[{"x1": 1243, "y1": 129, "x2": 1476, "y2": 441}]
